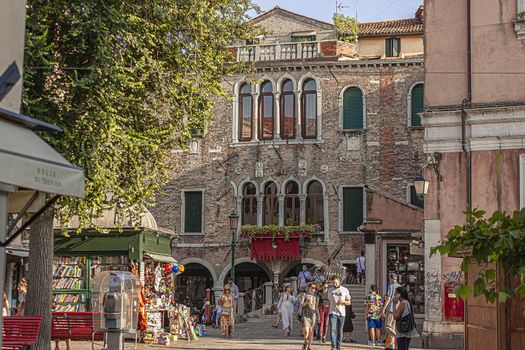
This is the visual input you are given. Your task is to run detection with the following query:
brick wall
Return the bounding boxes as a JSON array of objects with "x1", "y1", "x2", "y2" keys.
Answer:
[{"x1": 151, "y1": 59, "x2": 424, "y2": 288}]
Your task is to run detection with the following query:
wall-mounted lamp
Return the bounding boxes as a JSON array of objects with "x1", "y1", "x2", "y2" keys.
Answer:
[{"x1": 413, "y1": 175, "x2": 430, "y2": 197}]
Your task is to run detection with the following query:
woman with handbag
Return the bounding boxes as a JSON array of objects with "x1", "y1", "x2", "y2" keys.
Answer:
[
  {"x1": 393, "y1": 287, "x2": 419, "y2": 350},
  {"x1": 342, "y1": 303, "x2": 356, "y2": 343}
]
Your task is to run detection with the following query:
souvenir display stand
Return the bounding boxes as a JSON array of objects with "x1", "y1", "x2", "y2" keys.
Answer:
[{"x1": 53, "y1": 228, "x2": 177, "y2": 319}]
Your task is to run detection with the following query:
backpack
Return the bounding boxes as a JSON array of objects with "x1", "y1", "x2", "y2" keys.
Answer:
[{"x1": 396, "y1": 300, "x2": 415, "y2": 333}]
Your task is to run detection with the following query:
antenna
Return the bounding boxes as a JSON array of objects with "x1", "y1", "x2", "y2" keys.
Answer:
[{"x1": 335, "y1": 0, "x2": 350, "y2": 16}]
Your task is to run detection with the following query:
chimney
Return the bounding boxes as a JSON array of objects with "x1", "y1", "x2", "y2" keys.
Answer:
[{"x1": 415, "y1": 5, "x2": 424, "y2": 20}]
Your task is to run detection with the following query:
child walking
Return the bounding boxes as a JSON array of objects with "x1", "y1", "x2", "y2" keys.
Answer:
[{"x1": 365, "y1": 284, "x2": 384, "y2": 346}]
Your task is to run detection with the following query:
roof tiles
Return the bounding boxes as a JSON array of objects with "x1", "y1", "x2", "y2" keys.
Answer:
[{"x1": 358, "y1": 18, "x2": 424, "y2": 37}]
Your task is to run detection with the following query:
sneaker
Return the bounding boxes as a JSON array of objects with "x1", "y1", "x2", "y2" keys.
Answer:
[{"x1": 367, "y1": 340, "x2": 373, "y2": 346}]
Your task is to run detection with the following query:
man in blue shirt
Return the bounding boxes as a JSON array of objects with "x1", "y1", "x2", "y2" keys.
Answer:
[{"x1": 382, "y1": 273, "x2": 401, "y2": 349}]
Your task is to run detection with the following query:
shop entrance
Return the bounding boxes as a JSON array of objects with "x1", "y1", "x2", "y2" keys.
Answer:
[
  {"x1": 225, "y1": 262, "x2": 271, "y2": 292},
  {"x1": 174, "y1": 263, "x2": 214, "y2": 308}
]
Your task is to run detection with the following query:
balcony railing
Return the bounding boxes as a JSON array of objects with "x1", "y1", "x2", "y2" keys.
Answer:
[{"x1": 236, "y1": 41, "x2": 321, "y2": 62}]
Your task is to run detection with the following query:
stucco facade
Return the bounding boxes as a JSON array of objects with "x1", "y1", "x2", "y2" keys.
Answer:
[{"x1": 422, "y1": 0, "x2": 525, "y2": 348}]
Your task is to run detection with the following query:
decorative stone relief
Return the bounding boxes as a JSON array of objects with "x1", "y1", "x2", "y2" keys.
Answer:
[
  {"x1": 209, "y1": 146, "x2": 222, "y2": 153},
  {"x1": 188, "y1": 140, "x2": 199, "y2": 154},
  {"x1": 514, "y1": 19, "x2": 525, "y2": 40},
  {"x1": 347, "y1": 135, "x2": 360, "y2": 151},
  {"x1": 255, "y1": 162, "x2": 264, "y2": 178},
  {"x1": 320, "y1": 165, "x2": 329, "y2": 173},
  {"x1": 298, "y1": 160, "x2": 307, "y2": 177},
  {"x1": 234, "y1": 167, "x2": 242, "y2": 175}
]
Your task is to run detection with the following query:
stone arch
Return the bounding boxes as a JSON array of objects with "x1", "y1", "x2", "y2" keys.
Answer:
[
  {"x1": 259, "y1": 177, "x2": 281, "y2": 194},
  {"x1": 280, "y1": 258, "x2": 327, "y2": 282},
  {"x1": 238, "y1": 178, "x2": 259, "y2": 195},
  {"x1": 217, "y1": 257, "x2": 272, "y2": 288},
  {"x1": 276, "y1": 73, "x2": 298, "y2": 93},
  {"x1": 281, "y1": 176, "x2": 302, "y2": 195},
  {"x1": 297, "y1": 73, "x2": 321, "y2": 92},
  {"x1": 230, "y1": 181, "x2": 238, "y2": 197},
  {"x1": 179, "y1": 257, "x2": 218, "y2": 284},
  {"x1": 338, "y1": 84, "x2": 367, "y2": 129},
  {"x1": 232, "y1": 75, "x2": 248, "y2": 96},
  {"x1": 257, "y1": 75, "x2": 277, "y2": 93},
  {"x1": 302, "y1": 176, "x2": 327, "y2": 195}
]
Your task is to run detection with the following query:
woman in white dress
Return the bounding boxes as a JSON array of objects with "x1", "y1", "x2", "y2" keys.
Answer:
[{"x1": 277, "y1": 284, "x2": 296, "y2": 336}]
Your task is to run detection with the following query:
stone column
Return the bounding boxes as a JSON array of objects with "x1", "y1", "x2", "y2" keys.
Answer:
[
  {"x1": 257, "y1": 194, "x2": 263, "y2": 226},
  {"x1": 277, "y1": 194, "x2": 285, "y2": 226},
  {"x1": 299, "y1": 194, "x2": 307, "y2": 225},
  {"x1": 235, "y1": 195, "x2": 242, "y2": 239},
  {"x1": 365, "y1": 240, "x2": 375, "y2": 292},
  {"x1": 323, "y1": 192, "x2": 330, "y2": 242},
  {"x1": 274, "y1": 92, "x2": 281, "y2": 140},
  {"x1": 237, "y1": 292, "x2": 245, "y2": 320},
  {"x1": 295, "y1": 90, "x2": 302, "y2": 139},
  {"x1": 262, "y1": 282, "x2": 274, "y2": 315},
  {"x1": 252, "y1": 91, "x2": 259, "y2": 141}
]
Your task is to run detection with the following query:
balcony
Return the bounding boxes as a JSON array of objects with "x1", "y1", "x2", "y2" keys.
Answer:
[{"x1": 230, "y1": 40, "x2": 357, "y2": 63}]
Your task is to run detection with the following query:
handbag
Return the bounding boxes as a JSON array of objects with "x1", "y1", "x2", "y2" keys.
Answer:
[
  {"x1": 349, "y1": 306, "x2": 356, "y2": 319},
  {"x1": 396, "y1": 300, "x2": 415, "y2": 333}
]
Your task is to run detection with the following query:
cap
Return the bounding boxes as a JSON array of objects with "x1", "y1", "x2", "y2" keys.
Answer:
[{"x1": 388, "y1": 273, "x2": 397, "y2": 280}]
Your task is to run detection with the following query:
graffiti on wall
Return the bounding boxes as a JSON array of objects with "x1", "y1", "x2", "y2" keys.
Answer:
[{"x1": 425, "y1": 271, "x2": 441, "y2": 318}]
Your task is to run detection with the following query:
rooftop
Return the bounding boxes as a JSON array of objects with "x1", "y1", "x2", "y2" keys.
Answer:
[{"x1": 358, "y1": 17, "x2": 424, "y2": 37}]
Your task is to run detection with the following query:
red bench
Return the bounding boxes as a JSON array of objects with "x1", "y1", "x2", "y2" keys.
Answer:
[
  {"x1": 52, "y1": 312, "x2": 103, "y2": 342},
  {"x1": 2, "y1": 316, "x2": 44, "y2": 349}
]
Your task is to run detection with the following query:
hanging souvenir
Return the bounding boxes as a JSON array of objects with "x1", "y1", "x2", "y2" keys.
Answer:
[{"x1": 154, "y1": 265, "x2": 162, "y2": 292}]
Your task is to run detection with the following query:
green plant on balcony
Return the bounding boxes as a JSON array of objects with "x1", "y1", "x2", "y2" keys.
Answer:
[
  {"x1": 240, "y1": 224, "x2": 321, "y2": 241},
  {"x1": 518, "y1": 11, "x2": 525, "y2": 20},
  {"x1": 333, "y1": 13, "x2": 358, "y2": 43}
]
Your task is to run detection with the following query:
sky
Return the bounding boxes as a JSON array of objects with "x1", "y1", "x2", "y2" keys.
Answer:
[{"x1": 252, "y1": 0, "x2": 424, "y2": 23}]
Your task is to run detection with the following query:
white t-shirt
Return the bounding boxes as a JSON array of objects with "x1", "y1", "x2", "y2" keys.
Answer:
[{"x1": 328, "y1": 285, "x2": 351, "y2": 317}]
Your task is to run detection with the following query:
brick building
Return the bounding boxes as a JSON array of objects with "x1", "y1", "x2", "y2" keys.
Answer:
[{"x1": 151, "y1": 7, "x2": 426, "y2": 310}]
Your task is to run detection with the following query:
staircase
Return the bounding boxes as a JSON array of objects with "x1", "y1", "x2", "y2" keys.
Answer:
[{"x1": 346, "y1": 284, "x2": 367, "y2": 315}]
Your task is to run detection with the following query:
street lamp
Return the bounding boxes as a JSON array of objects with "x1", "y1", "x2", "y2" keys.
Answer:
[
  {"x1": 413, "y1": 175, "x2": 430, "y2": 198},
  {"x1": 228, "y1": 209, "x2": 239, "y2": 286}
]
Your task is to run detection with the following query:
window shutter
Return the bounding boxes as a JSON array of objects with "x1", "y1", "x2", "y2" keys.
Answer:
[
  {"x1": 184, "y1": 192, "x2": 203, "y2": 233},
  {"x1": 410, "y1": 186, "x2": 424, "y2": 209},
  {"x1": 393, "y1": 38, "x2": 401, "y2": 56},
  {"x1": 411, "y1": 84, "x2": 424, "y2": 127},
  {"x1": 343, "y1": 87, "x2": 364, "y2": 129},
  {"x1": 343, "y1": 187, "x2": 364, "y2": 232}
]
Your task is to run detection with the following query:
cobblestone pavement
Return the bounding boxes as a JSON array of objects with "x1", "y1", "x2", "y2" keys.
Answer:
[{"x1": 64, "y1": 316, "x2": 440, "y2": 350}]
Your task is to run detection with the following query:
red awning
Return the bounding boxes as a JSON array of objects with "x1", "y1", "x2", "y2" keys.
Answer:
[{"x1": 250, "y1": 238, "x2": 300, "y2": 261}]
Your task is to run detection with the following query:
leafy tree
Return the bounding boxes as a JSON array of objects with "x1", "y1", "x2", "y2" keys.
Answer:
[
  {"x1": 333, "y1": 13, "x2": 358, "y2": 43},
  {"x1": 22, "y1": 1, "x2": 258, "y2": 348},
  {"x1": 431, "y1": 208, "x2": 525, "y2": 309}
]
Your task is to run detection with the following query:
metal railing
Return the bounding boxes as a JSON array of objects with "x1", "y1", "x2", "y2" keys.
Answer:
[
  {"x1": 241, "y1": 285, "x2": 264, "y2": 314},
  {"x1": 237, "y1": 41, "x2": 321, "y2": 62}
]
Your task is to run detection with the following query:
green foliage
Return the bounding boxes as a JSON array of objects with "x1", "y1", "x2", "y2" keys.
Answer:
[
  {"x1": 333, "y1": 14, "x2": 358, "y2": 43},
  {"x1": 23, "y1": 0, "x2": 259, "y2": 227},
  {"x1": 518, "y1": 12, "x2": 525, "y2": 20},
  {"x1": 431, "y1": 208, "x2": 525, "y2": 304},
  {"x1": 241, "y1": 225, "x2": 321, "y2": 241}
]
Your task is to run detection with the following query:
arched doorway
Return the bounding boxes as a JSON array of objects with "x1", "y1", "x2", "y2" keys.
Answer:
[
  {"x1": 174, "y1": 263, "x2": 214, "y2": 308},
  {"x1": 283, "y1": 262, "x2": 315, "y2": 283},
  {"x1": 224, "y1": 262, "x2": 271, "y2": 292}
]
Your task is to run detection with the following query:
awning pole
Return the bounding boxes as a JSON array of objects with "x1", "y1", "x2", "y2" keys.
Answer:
[{"x1": 0, "y1": 190, "x2": 10, "y2": 348}]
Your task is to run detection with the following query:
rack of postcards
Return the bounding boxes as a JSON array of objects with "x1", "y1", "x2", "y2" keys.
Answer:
[{"x1": 52, "y1": 255, "x2": 131, "y2": 312}]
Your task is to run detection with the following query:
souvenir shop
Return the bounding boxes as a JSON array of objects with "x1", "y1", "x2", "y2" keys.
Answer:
[
  {"x1": 377, "y1": 234, "x2": 425, "y2": 315},
  {"x1": 53, "y1": 227, "x2": 203, "y2": 342}
]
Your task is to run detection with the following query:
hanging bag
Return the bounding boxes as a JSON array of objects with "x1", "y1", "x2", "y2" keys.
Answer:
[{"x1": 396, "y1": 300, "x2": 415, "y2": 333}]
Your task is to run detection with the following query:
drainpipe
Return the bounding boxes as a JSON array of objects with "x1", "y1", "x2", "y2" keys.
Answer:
[{"x1": 462, "y1": 0, "x2": 472, "y2": 210}]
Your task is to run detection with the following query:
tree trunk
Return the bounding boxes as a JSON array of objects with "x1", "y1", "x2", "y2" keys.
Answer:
[{"x1": 25, "y1": 207, "x2": 54, "y2": 350}]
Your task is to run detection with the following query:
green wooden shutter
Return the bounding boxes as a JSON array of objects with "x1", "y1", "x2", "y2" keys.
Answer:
[
  {"x1": 184, "y1": 192, "x2": 203, "y2": 233},
  {"x1": 411, "y1": 84, "x2": 424, "y2": 127},
  {"x1": 343, "y1": 87, "x2": 363, "y2": 129},
  {"x1": 410, "y1": 186, "x2": 424, "y2": 209},
  {"x1": 342, "y1": 187, "x2": 364, "y2": 232}
]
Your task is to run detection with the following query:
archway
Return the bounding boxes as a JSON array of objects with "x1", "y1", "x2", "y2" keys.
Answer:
[
  {"x1": 282, "y1": 259, "x2": 327, "y2": 284},
  {"x1": 223, "y1": 262, "x2": 271, "y2": 292},
  {"x1": 174, "y1": 262, "x2": 214, "y2": 308}
]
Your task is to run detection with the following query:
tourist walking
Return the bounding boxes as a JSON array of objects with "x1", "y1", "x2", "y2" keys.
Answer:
[
  {"x1": 383, "y1": 273, "x2": 401, "y2": 349},
  {"x1": 365, "y1": 284, "x2": 384, "y2": 346},
  {"x1": 15, "y1": 278, "x2": 27, "y2": 316},
  {"x1": 317, "y1": 281, "x2": 330, "y2": 343},
  {"x1": 328, "y1": 275, "x2": 351, "y2": 350},
  {"x1": 277, "y1": 284, "x2": 296, "y2": 336},
  {"x1": 298, "y1": 265, "x2": 312, "y2": 292},
  {"x1": 356, "y1": 251, "x2": 366, "y2": 285},
  {"x1": 301, "y1": 282, "x2": 319, "y2": 350},
  {"x1": 394, "y1": 287, "x2": 419, "y2": 350},
  {"x1": 219, "y1": 284, "x2": 235, "y2": 338}
]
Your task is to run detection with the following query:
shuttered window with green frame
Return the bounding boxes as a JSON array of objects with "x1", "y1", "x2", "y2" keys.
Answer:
[
  {"x1": 410, "y1": 186, "x2": 424, "y2": 209},
  {"x1": 343, "y1": 87, "x2": 364, "y2": 129},
  {"x1": 342, "y1": 187, "x2": 364, "y2": 232},
  {"x1": 184, "y1": 191, "x2": 203, "y2": 233},
  {"x1": 411, "y1": 84, "x2": 424, "y2": 127}
]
